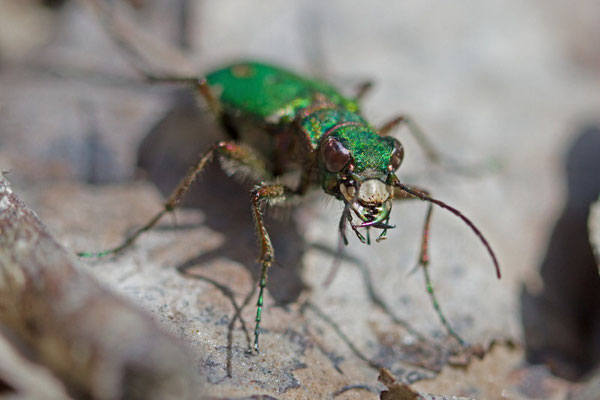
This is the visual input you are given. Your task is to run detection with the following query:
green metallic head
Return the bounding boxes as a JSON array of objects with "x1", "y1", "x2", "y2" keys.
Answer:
[{"x1": 317, "y1": 125, "x2": 404, "y2": 242}]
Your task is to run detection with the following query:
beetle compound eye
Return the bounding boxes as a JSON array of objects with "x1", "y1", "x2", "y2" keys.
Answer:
[
  {"x1": 389, "y1": 139, "x2": 404, "y2": 171},
  {"x1": 322, "y1": 138, "x2": 352, "y2": 172}
]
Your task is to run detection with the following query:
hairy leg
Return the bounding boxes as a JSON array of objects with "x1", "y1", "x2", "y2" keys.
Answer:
[
  {"x1": 79, "y1": 141, "x2": 269, "y2": 257},
  {"x1": 250, "y1": 183, "x2": 299, "y2": 352}
]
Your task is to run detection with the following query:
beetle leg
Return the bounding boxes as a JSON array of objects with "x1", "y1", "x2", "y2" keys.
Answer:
[
  {"x1": 321, "y1": 207, "x2": 351, "y2": 287},
  {"x1": 140, "y1": 75, "x2": 223, "y2": 118},
  {"x1": 250, "y1": 183, "x2": 298, "y2": 352},
  {"x1": 379, "y1": 115, "x2": 500, "y2": 176},
  {"x1": 354, "y1": 80, "x2": 374, "y2": 102},
  {"x1": 86, "y1": 0, "x2": 223, "y2": 118},
  {"x1": 378, "y1": 115, "x2": 443, "y2": 164},
  {"x1": 119, "y1": 72, "x2": 224, "y2": 119},
  {"x1": 392, "y1": 184, "x2": 468, "y2": 347},
  {"x1": 78, "y1": 141, "x2": 269, "y2": 258}
]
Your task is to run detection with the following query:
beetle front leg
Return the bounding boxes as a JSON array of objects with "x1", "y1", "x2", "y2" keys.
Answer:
[
  {"x1": 250, "y1": 183, "x2": 297, "y2": 352},
  {"x1": 78, "y1": 141, "x2": 269, "y2": 258},
  {"x1": 392, "y1": 184, "x2": 468, "y2": 347}
]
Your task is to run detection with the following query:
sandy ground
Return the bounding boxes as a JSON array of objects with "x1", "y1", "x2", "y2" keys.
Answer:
[{"x1": 1, "y1": 0, "x2": 600, "y2": 398}]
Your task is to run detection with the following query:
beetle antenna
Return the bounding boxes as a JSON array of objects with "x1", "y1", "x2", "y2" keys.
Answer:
[{"x1": 394, "y1": 182, "x2": 501, "y2": 279}]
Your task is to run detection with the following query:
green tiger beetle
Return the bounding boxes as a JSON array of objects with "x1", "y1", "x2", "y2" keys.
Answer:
[{"x1": 79, "y1": 60, "x2": 501, "y2": 353}]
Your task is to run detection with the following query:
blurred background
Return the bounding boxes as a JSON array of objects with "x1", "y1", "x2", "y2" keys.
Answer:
[{"x1": 1, "y1": 0, "x2": 600, "y2": 398}]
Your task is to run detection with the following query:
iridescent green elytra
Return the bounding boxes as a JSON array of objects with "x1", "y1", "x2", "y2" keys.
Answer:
[
  {"x1": 206, "y1": 62, "x2": 360, "y2": 120},
  {"x1": 82, "y1": 61, "x2": 500, "y2": 353}
]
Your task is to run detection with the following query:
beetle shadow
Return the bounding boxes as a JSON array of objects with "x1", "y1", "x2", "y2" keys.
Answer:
[
  {"x1": 309, "y1": 242, "x2": 459, "y2": 376},
  {"x1": 137, "y1": 94, "x2": 307, "y2": 307},
  {"x1": 521, "y1": 126, "x2": 600, "y2": 380}
]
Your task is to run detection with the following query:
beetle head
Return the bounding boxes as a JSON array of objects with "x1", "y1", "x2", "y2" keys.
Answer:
[{"x1": 318, "y1": 128, "x2": 404, "y2": 241}]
